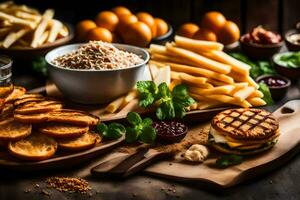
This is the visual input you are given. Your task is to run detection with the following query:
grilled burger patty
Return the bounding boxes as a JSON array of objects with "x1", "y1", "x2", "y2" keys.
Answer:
[{"x1": 210, "y1": 108, "x2": 280, "y2": 155}]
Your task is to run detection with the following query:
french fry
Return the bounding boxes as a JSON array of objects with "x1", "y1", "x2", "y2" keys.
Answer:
[
  {"x1": 171, "y1": 71, "x2": 207, "y2": 85},
  {"x1": 153, "y1": 65, "x2": 171, "y2": 86},
  {"x1": 197, "y1": 101, "x2": 225, "y2": 110},
  {"x1": 233, "y1": 86, "x2": 255, "y2": 101},
  {"x1": 229, "y1": 82, "x2": 249, "y2": 95},
  {"x1": 166, "y1": 44, "x2": 231, "y2": 74},
  {"x1": 47, "y1": 19, "x2": 62, "y2": 42},
  {"x1": 31, "y1": 9, "x2": 54, "y2": 48},
  {"x1": 105, "y1": 96, "x2": 125, "y2": 113},
  {"x1": 160, "y1": 61, "x2": 234, "y2": 84},
  {"x1": 58, "y1": 25, "x2": 68, "y2": 37},
  {"x1": 189, "y1": 85, "x2": 235, "y2": 95},
  {"x1": 37, "y1": 30, "x2": 49, "y2": 46},
  {"x1": 205, "y1": 95, "x2": 252, "y2": 108},
  {"x1": 174, "y1": 35, "x2": 224, "y2": 51},
  {"x1": 149, "y1": 44, "x2": 170, "y2": 55},
  {"x1": 151, "y1": 53, "x2": 190, "y2": 66},
  {"x1": 200, "y1": 50, "x2": 250, "y2": 76},
  {"x1": 2, "y1": 28, "x2": 28, "y2": 48},
  {"x1": 121, "y1": 90, "x2": 138, "y2": 108},
  {"x1": 0, "y1": 1, "x2": 13, "y2": 9},
  {"x1": 186, "y1": 102, "x2": 198, "y2": 111},
  {"x1": 15, "y1": 11, "x2": 41, "y2": 22},
  {"x1": 247, "y1": 76, "x2": 259, "y2": 89},
  {"x1": 149, "y1": 63, "x2": 160, "y2": 80},
  {"x1": 0, "y1": 11, "x2": 36, "y2": 28},
  {"x1": 247, "y1": 97, "x2": 266, "y2": 107},
  {"x1": 249, "y1": 90, "x2": 264, "y2": 98},
  {"x1": 189, "y1": 93, "x2": 211, "y2": 102}
]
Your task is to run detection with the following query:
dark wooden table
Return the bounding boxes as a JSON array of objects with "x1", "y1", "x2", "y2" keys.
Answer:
[{"x1": 1, "y1": 66, "x2": 300, "y2": 200}]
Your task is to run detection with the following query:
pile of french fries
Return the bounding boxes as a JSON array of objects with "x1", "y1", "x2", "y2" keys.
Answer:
[
  {"x1": 0, "y1": 1, "x2": 68, "y2": 49},
  {"x1": 149, "y1": 35, "x2": 266, "y2": 110},
  {"x1": 104, "y1": 36, "x2": 266, "y2": 114}
]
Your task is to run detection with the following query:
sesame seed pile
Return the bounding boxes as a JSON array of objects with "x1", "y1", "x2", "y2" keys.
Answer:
[{"x1": 45, "y1": 176, "x2": 91, "y2": 193}]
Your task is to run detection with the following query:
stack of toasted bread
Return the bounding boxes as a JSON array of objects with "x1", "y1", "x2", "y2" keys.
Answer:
[{"x1": 0, "y1": 86, "x2": 101, "y2": 161}]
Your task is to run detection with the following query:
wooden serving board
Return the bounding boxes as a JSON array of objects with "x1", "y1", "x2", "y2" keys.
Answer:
[
  {"x1": 0, "y1": 136, "x2": 124, "y2": 171},
  {"x1": 92, "y1": 100, "x2": 300, "y2": 188}
]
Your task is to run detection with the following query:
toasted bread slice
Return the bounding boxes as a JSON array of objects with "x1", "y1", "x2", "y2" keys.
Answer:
[
  {"x1": 0, "y1": 118, "x2": 32, "y2": 141},
  {"x1": 4, "y1": 86, "x2": 26, "y2": 103},
  {"x1": 58, "y1": 132, "x2": 101, "y2": 151},
  {"x1": 48, "y1": 109, "x2": 99, "y2": 126},
  {"x1": 39, "y1": 122, "x2": 89, "y2": 138},
  {"x1": 0, "y1": 103, "x2": 14, "y2": 120},
  {"x1": 15, "y1": 100, "x2": 63, "y2": 114},
  {"x1": 14, "y1": 94, "x2": 45, "y2": 107},
  {"x1": 14, "y1": 113, "x2": 49, "y2": 123},
  {"x1": 8, "y1": 133, "x2": 57, "y2": 161}
]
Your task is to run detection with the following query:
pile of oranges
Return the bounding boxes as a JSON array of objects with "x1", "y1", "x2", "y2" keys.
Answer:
[
  {"x1": 76, "y1": 6, "x2": 169, "y2": 47},
  {"x1": 177, "y1": 11, "x2": 240, "y2": 45}
]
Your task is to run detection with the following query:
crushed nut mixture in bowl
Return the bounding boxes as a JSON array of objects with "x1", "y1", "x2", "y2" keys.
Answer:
[{"x1": 46, "y1": 41, "x2": 149, "y2": 104}]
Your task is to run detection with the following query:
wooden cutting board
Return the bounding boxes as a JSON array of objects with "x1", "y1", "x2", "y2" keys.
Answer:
[{"x1": 92, "y1": 100, "x2": 300, "y2": 188}]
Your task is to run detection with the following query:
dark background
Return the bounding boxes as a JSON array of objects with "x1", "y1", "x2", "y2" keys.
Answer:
[{"x1": 13, "y1": 0, "x2": 300, "y2": 35}]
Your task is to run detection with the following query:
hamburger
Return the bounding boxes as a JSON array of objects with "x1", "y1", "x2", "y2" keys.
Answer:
[{"x1": 209, "y1": 108, "x2": 279, "y2": 155}]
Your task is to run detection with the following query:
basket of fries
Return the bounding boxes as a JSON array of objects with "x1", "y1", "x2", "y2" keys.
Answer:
[{"x1": 0, "y1": 1, "x2": 74, "y2": 59}]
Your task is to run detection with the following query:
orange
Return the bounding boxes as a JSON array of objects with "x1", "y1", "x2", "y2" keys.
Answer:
[
  {"x1": 217, "y1": 21, "x2": 240, "y2": 45},
  {"x1": 116, "y1": 14, "x2": 138, "y2": 35},
  {"x1": 154, "y1": 18, "x2": 168, "y2": 37},
  {"x1": 136, "y1": 12, "x2": 156, "y2": 38},
  {"x1": 193, "y1": 28, "x2": 217, "y2": 42},
  {"x1": 95, "y1": 11, "x2": 119, "y2": 32},
  {"x1": 76, "y1": 20, "x2": 97, "y2": 41},
  {"x1": 177, "y1": 23, "x2": 199, "y2": 38},
  {"x1": 86, "y1": 27, "x2": 113, "y2": 42},
  {"x1": 111, "y1": 6, "x2": 131, "y2": 17},
  {"x1": 122, "y1": 21, "x2": 152, "y2": 47},
  {"x1": 201, "y1": 11, "x2": 226, "y2": 33}
]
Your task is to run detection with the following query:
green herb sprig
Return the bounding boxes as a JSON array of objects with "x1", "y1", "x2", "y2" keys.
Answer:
[
  {"x1": 137, "y1": 81, "x2": 195, "y2": 120},
  {"x1": 215, "y1": 155, "x2": 243, "y2": 168},
  {"x1": 96, "y1": 112, "x2": 156, "y2": 144}
]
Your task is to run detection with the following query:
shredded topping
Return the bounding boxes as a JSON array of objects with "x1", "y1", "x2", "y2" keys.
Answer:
[{"x1": 52, "y1": 41, "x2": 144, "y2": 70}]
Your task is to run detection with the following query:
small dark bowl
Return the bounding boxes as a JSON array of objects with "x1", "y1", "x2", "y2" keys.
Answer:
[
  {"x1": 154, "y1": 121, "x2": 188, "y2": 144},
  {"x1": 284, "y1": 29, "x2": 300, "y2": 51},
  {"x1": 272, "y1": 52, "x2": 300, "y2": 80},
  {"x1": 151, "y1": 24, "x2": 173, "y2": 45},
  {"x1": 240, "y1": 34, "x2": 283, "y2": 59},
  {"x1": 256, "y1": 74, "x2": 291, "y2": 101}
]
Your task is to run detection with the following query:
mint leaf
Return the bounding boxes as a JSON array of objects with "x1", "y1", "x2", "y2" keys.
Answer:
[
  {"x1": 215, "y1": 155, "x2": 243, "y2": 168},
  {"x1": 127, "y1": 112, "x2": 142, "y2": 125},
  {"x1": 139, "y1": 126, "x2": 156, "y2": 144},
  {"x1": 125, "y1": 127, "x2": 139, "y2": 143},
  {"x1": 137, "y1": 81, "x2": 158, "y2": 107}
]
